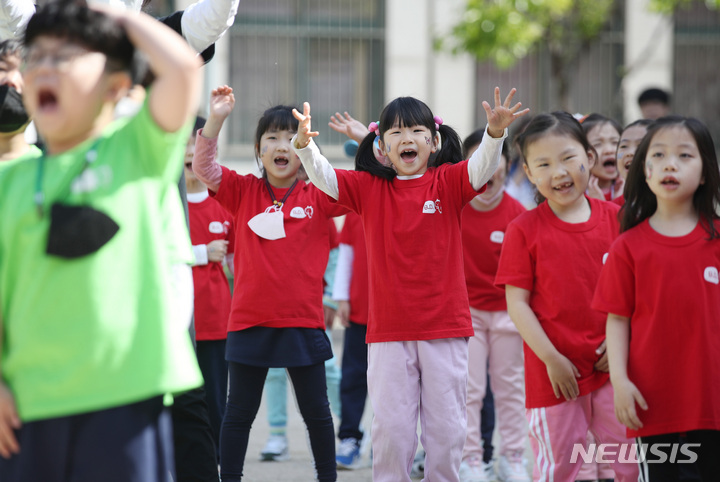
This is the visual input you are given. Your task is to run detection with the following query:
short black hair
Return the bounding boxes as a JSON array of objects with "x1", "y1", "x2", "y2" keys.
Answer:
[
  {"x1": 192, "y1": 116, "x2": 206, "y2": 137},
  {"x1": 24, "y1": 0, "x2": 135, "y2": 73},
  {"x1": 638, "y1": 88, "x2": 670, "y2": 106},
  {"x1": 0, "y1": 39, "x2": 22, "y2": 64}
]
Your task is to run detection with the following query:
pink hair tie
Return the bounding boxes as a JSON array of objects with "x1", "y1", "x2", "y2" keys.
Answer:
[
  {"x1": 368, "y1": 121, "x2": 380, "y2": 137},
  {"x1": 434, "y1": 115, "x2": 443, "y2": 131}
]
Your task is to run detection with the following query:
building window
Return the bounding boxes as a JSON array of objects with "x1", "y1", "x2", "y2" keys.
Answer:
[{"x1": 226, "y1": 0, "x2": 385, "y2": 162}]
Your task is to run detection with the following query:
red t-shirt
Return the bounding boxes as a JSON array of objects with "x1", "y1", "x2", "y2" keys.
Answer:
[
  {"x1": 462, "y1": 194, "x2": 526, "y2": 311},
  {"x1": 612, "y1": 194, "x2": 625, "y2": 206},
  {"x1": 213, "y1": 167, "x2": 347, "y2": 331},
  {"x1": 495, "y1": 196, "x2": 620, "y2": 408},
  {"x1": 335, "y1": 160, "x2": 483, "y2": 343},
  {"x1": 188, "y1": 197, "x2": 235, "y2": 340},
  {"x1": 592, "y1": 219, "x2": 720, "y2": 437},
  {"x1": 339, "y1": 212, "x2": 369, "y2": 325}
]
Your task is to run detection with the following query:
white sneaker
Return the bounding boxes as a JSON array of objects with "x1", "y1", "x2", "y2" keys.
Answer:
[
  {"x1": 497, "y1": 451, "x2": 530, "y2": 482},
  {"x1": 260, "y1": 434, "x2": 289, "y2": 461},
  {"x1": 459, "y1": 456, "x2": 491, "y2": 482},
  {"x1": 483, "y1": 459, "x2": 497, "y2": 481}
]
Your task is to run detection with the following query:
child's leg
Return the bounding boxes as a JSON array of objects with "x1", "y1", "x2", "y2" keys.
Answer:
[
  {"x1": 418, "y1": 337, "x2": 469, "y2": 482},
  {"x1": 368, "y1": 341, "x2": 420, "y2": 482},
  {"x1": 0, "y1": 397, "x2": 174, "y2": 482},
  {"x1": 338, "y1": 321, "x2": 368, "y2": 442},
  {"x1": 526, "y1": 398, "x2": 590, "y2": 481},
  {"x1": 464, "y1": 308, "x2": 490, "y2": 464},
  {"x1": 683, "y1": 429, "x2": 720, "y2": 479},
  {"x1": 575, "y1": 432, "x2": 600, "y2": 480},
  {"x1": 196, "y1": 338, "x2": 228, "y2": 450},
  {"x1": 588, "y1": 381, "x2": 639, "y2": 482},
  {"x1": 264, "y1": 367, "x2": 288, "y2": 434},
  {"x1": 486, "y1": 310, "x2": 526, "y2": 458},
  {"x1": 220, "y1": 362, "x2": 268, "y2": 481},
  {"x1": 287, "y1": 363, "x2": 337, "y2": 482}
]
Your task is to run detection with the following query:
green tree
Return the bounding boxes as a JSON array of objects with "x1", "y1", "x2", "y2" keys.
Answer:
[{"x1": 445, "y1": 0, "x2": 719, "y2": 110}]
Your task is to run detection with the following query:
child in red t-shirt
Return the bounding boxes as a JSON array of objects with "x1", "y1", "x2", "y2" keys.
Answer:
[
  {"x1": 495, "y1": 112, "x2": 638, "y2": 482},
  {"x1": 184, "y1": 116, "x2": 235, "y2": 452},
  {"x1": 582, "y1": 114, "x2": 623, "y2": 202},
  {"x1": 292, "y1": 88, "x2": 528, "y2": 481},
  {"x1": 593, "y1": 116, "x2": 720, "y2": 480},
  {"x1": 459, "y1": 132, "x2": 529, "y2": 481},
  {"x1": 191, "y1": 86, "x2": 347, "y2": 482},
  {"x1": 612, "y1": 119, "x2": 654, "y2": 206}
]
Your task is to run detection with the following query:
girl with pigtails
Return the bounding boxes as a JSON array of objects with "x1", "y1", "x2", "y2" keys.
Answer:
[{"x1": 292, "y1": 88, "x2": 528, "y2": 482}]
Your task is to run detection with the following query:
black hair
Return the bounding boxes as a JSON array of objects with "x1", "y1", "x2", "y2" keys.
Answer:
[
  {"x1": 462, "y1": 128, "x2": 508, "y2": 161},
  {"x1": 516, "y1": 111, "x2": 596, "y2": 204},
  {"x1": 192, "y1": 116, "x2": 206, "y2": 137},
  {"x1": 24, "y1": 0, "x2": 135, "y2": 73},
  {"x1": 355, "y1": 96, "x2": 463, "y2": 181},
  {"x1": 254, "y1": 105, "x2": 299, "y2": 177},
  {"x1": 638, "y1": 88, "x2": 671, "y2": 106},
  {"x1": 580, "y1": 113, "x2": 622, "y2": 139},
  {"x1": 621, "y1": 118, "x2": 654, "y2": 134},
  {"x1": 0, "y1": 39, "x2": 22, "y2": 64},
  {"x1": 621, "y1": 116, "x2": 720, "y2": 238}
]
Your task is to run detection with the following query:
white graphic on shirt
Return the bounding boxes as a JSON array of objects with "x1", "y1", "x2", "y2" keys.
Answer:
[
  {"x1": 434, "y1": 199, "x2": 443, "y2": 213},
  {"x1": 290, "y1": 207, "x2": 306, "y2": 219},
  {"x1": 490, "y1": 231, "x2": 504, "y2": 244},
  {"x1": 304, "y1": 206, "x2": 314, "y2": 219},
  {"x1": 223, "y1": 221, "x2": 231, "y2": 234},
  {"x1": 71, "y1": 166, "x2": 113, "y2": 194},
  {"x1": 209, "y1": 221, "x2": 224, "y2": 234},
  {"x1": 423, "y1": 201, "x2": 436, "y2": 213},
  {"x1": 602, "y1": 253, "x2": 609, "y2": 265},
  {"x1": 704, "y1": 267, "x2": 719, "y2": 285}
]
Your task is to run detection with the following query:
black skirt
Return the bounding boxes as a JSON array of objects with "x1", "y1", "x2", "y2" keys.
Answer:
[{"x1": 225, "y1": 326, "x2": 332, "y2": 367}]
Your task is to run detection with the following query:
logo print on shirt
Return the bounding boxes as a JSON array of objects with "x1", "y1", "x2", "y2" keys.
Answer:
[
  {"x1": 290, "y1": 207, "x2": 306, "y2": 219},
  {"x1": 422, "y1": 199, "x2": 443, "y2": 214},
  {"x1": 490, "y1": 231, "x2": 504, "y2": 244},
  {"x1": 602, "y1": 253, "x2": 609, "y2": 265},
  {"x1": 289, "y1": 206, "x2": 314, "y2": 219},
  {"x1": 209, "y1": 221, "x2": 224, "y2": 234},
  {"x1": 704, "y1": 267, "x2": 719, "y2": 285}
]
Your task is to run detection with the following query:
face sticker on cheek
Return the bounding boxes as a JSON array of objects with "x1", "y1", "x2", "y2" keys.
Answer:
[
  {"x1": 645, "y1": 160, "x2": 653, "y2": 180},
  {"x1": 580, "y1": 164, "x2": 586, "y2": 173},
  {"x1": 425, "y1": 136, "x2": 431, "y2": 145},
  {"x1": 261, "y1": 146, "x2": 268, "y2": 156},
  {"x1": 386, "y1": 143, "x2": 391, "y2": 153}
]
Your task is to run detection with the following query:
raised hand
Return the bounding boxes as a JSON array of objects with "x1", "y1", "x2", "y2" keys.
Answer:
[
  {"x1": 292, "y1": 102, "x2": 319, "y2": 149},
  {"x1": 482, "y1": 87, "x2": 530, "y2": 138},
  {"x1": 209, "y1": 85, "x2": 235, "y2": 122},
  {"x1": 329, "y1": 112, "x2": 369, "y2": 144},
  {"x1": 586, "y1": 175, "x2": 606, "y2": 201},
  {"x1": 207, "y1": 239, "x2": 229, "y2": 263}
]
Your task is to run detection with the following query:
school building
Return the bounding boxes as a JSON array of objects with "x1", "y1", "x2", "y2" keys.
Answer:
[{"x1": 172, "y1": 0, "x2": 720, "y2": 169}]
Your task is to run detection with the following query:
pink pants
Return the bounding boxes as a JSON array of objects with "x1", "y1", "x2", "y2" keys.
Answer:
[
  {"x1": 368, "y1": 338, "x2": 468, "y2": 482},
  {"x1": 526, "y1": 381, "x2": 638, "y2": 482},
  {"x1": 463, "y1": 308, "x2": 527, "y2": 461}
]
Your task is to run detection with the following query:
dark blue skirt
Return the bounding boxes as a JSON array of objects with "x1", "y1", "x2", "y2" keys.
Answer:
[{"x1": 225, "y1": 326, "x2": 332, "y2": 367}]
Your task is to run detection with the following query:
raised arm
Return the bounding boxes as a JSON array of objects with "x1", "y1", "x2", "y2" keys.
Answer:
[
  {"x1": 506, "y1": 285, "x2": 580, "y2": 401},
  {"x1": 292, "y1": 102, "x2": 340, "y2": 199},
  {"x1": 328, "y1": 111, "x2": 369, "y2": 144},
  {"x1": 180, "y1": 0, "x2": 240, "y2": 54},
  {"x1": 100, "y1": 6, "x2": 201, "y2": 133},
  {"x1": 192, "y1": 85, "x2": 235, "y2": 192},
  {"x1": 469, "y1": 87, "x2": 529, "y2": 190}
]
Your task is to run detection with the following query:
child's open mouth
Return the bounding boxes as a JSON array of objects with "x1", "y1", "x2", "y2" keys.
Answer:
[
  {"x1": 274, "y1": 156, "x2": 289, "y2": 166},
  {"x1": 553, "y1": 181, "x2": 573, "y2": 192},
  {"x1": 661, "y1": 176, "x2": 679, "y2": 187},
  {"x1": 602, "y1": 159, "x2": 616, "y2": 173},
  {"x1": 400, "y1": 149, "x2": 417, "y2": 162},
  {"x1": 37, "y1": 89, "x2": 58, "y2": 112}
]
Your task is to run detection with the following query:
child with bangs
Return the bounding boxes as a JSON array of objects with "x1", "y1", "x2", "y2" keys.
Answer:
[
  {"x1": 593, "y1": 116, "x2": 720, "y2": 480},
  {"x1": 292, "y1": 87, "x2": 528, "y2": 481},
  {"x1": 495, "y1": 112, "x2": 638, "y2": 481},
  {"x1": 192, "y1": 85, "x2": 347, "y2": 482}
]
